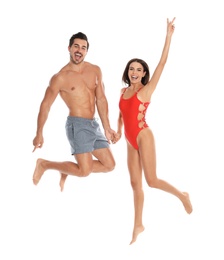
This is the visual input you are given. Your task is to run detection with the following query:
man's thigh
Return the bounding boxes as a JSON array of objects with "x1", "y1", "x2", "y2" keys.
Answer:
[
  {"x1": 92, "y1": 148, "x2": 115, "y2": 171},
  {"x1": 75, "y1": 152, "x2": 94, "y2": 173}
]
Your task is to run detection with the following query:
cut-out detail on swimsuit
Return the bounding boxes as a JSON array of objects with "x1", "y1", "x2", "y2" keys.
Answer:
[
  {"x1": 137, "y1": 102, "x2": 149, "y2": 129},
  {"x1": 119, "y1": 87, "x2": 150, "y2": 150}
]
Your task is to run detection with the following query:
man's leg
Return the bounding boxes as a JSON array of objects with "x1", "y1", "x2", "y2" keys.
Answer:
[
  {"x1": 33, "y1": 152, "x2": 93, "y2": 186},
  {"x1": 60, "y1": 148, "x2": 115, "y2": 191},
  {"x1": 91, "y1": 147, "x2": 115, "y2": 173}
]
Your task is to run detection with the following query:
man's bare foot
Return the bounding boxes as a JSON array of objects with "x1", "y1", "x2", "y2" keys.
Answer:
[
  {"x1": 33, "y1": 158, "x2": 45, "y2": 185},
  {"x1": 59, "y1": 173, "x2": 68, "y2": 192},
  {"x1": 182, "y1": 192, "x2": 193, "y2": 214},
  {"x1": 129, "y1": 225, "x2": 145, "y2": 245}
]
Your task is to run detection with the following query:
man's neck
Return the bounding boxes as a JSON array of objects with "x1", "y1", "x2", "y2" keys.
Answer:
[{"x1": 68, "y1": 60, "x2": 85, "y2": 72}]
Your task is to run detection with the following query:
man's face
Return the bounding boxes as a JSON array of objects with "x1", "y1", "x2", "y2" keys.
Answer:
[{"x1": 68, "y1": 38, "x2": 88, "y2": 64}]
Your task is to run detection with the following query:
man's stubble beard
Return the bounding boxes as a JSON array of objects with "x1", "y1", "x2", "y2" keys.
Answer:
[{"x1": 70, "y1": 54, "x2": 84, "y2": 65}]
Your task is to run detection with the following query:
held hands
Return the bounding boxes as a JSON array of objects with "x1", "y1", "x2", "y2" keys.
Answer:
[
  {"x1": 105, "y1": 129, "x2": 122, "y2": 144},
  {"x1": 113, "y1": 132, "x2": 122, "y2": 144},
  {"x1": 105, "y1": 128, "x2": 117, "y2": 144},
  {"x1": 167, "y1": 17, "x2": 176, "y2": 36}
]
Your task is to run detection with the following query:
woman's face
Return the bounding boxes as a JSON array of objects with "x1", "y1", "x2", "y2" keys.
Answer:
[{"x1": 128, "y1": 62, "x2": 146, "y2": 84}]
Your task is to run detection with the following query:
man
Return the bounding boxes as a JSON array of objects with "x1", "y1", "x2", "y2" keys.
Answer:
[{"x1": 32, "y1": 32, "x2": 116, "y2": 191}]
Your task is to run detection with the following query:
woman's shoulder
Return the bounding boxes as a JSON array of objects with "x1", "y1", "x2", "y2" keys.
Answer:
[{"x1": 120, "y1": 87, "x2": 128, "y2": 94}]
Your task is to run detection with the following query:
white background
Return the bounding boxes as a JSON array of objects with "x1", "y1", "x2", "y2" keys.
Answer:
[{"x1": 1, "y1": 0, "x2": 224, "y2": 259}]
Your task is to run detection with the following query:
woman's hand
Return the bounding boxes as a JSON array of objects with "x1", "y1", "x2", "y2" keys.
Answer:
[
  {"x1": 112, "y1": 132, "x2": 122, "y2": 144},
  {"x1": 167, "y1": 17, "x2": 176, "y2": 36}
]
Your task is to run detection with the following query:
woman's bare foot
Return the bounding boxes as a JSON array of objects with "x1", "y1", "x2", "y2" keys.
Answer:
[
  {"x1": 182, "y1": 192, "x2": 193, "y2": 214},
  {"x1": 59, "y1": 173, "x2": 68, "y2": 192},
  {"x1": 129, "y1": 225, "x2": 145, "y2": 245},
  {"x1": 33, "y1": 158, "x2": 45, "y2": 185}
]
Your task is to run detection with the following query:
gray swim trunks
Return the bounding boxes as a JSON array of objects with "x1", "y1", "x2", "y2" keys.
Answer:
[{"x1": 65, "y1": 116, "x2": 110, "y2": 155}]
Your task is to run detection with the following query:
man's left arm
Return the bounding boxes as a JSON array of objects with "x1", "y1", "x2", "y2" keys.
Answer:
[{"x1": 95, "y1": 68, "x2": 116, "y2": 143}]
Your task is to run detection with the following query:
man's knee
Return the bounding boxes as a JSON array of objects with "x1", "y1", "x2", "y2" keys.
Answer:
[
  {"x1": 108, "y1": 161, "x2": 116, "y2": 172},
  {"x1": 78, "y1": 164, "x2": 92, "y2": 177},
  {"x1": 103, "y1": 158, "x2": 116, "y2": 172},
  {"x1": 80, "y1": 171, "x2": 91, "y2": 177}
]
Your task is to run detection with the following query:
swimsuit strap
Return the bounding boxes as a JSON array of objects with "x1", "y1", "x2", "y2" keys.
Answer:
[
  {"x1": 121, "y1": 87, "x2": 128, "y2": 95},
  {"x1": 121, "y1": 86, "x2": 144, "y2": 96},
  {"x1": 136, "y1": 86, "x2": 143, "y2": 93}
]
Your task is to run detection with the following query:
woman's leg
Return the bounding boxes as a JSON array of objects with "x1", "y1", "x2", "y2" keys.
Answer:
[
  {"x1": 137, "y1": 128, "x2": 193, "y2": 214},
  {"x1": 126, "y1": 141, "x2": 145, "y2": 245}
]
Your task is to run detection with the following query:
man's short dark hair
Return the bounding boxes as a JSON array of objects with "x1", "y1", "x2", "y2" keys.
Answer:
[{"x1": 69, "y1": 32, "x2": 89, "y2": 49}]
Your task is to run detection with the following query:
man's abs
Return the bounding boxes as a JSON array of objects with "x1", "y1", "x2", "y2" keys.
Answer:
[
  {"x1": 69, "y1": 106, "x2": 95, "y2": 119},
  {"x1": 60, "y1": 90, "x2": 96, "y2": 119}
]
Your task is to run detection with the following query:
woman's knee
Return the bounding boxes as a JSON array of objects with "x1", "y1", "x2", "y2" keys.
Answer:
[
  {"x1": 146, "y1": 178, "x2": 159, "y2": 188},
  {"x1": 130, "y1": 179, "x2": 142, "y2": 191}
]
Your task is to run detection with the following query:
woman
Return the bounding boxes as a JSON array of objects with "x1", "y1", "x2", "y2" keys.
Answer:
[{"x1": 114, "y1": 17, "x2": 193, "y2": 245}]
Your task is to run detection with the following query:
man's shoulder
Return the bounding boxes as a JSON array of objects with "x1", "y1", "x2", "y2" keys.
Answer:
[
  {"x1": 53, "y1": 64, "x2": 72, "y2": 78},
  {"x1": 84, "y1": 61, "x2": 100, "y2": 70},
  {"x1": 82, "y1": 62, "x2": 101, "y2": 78},
  {"x1": 50, "y1": 66, "x2": 68, "y2": 83},
  {"x1": 58, "y1": 63, "x2": 70, "y2": 73}
]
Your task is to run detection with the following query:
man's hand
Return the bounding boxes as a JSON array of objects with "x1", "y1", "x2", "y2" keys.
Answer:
[
  {"x1": 32, "y1": 134, "x2": 44, "y2": 152},
  {"x1": 105, "y1": 128, "x2": 117, "y2": 144}
]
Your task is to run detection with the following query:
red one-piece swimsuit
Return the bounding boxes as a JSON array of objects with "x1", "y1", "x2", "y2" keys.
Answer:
[{"x1": 119, "y1": 87, "x2": 150, "y2": 150}]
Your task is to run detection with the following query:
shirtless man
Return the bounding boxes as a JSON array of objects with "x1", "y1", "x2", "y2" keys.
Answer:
[{"x1": 32, "y1": 32, "x2": 116, "y2": 191}]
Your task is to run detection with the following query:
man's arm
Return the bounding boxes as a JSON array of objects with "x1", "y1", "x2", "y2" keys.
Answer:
[
  {"x1": 33, "y1": 75, "x2": 60, "y2": 152},
  {"x1": 95, "y1": 67, "x2": 116, "y2": 143}
]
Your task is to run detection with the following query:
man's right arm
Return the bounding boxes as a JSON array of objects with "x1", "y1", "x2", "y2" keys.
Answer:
[{"x1": 33, "y1": 75, "x2": 60, "y2": 152}]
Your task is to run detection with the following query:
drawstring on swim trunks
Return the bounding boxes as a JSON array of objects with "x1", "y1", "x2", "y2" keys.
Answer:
[{"x1": 91, "y1": 117, "x2": 98, "y2": 127}]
